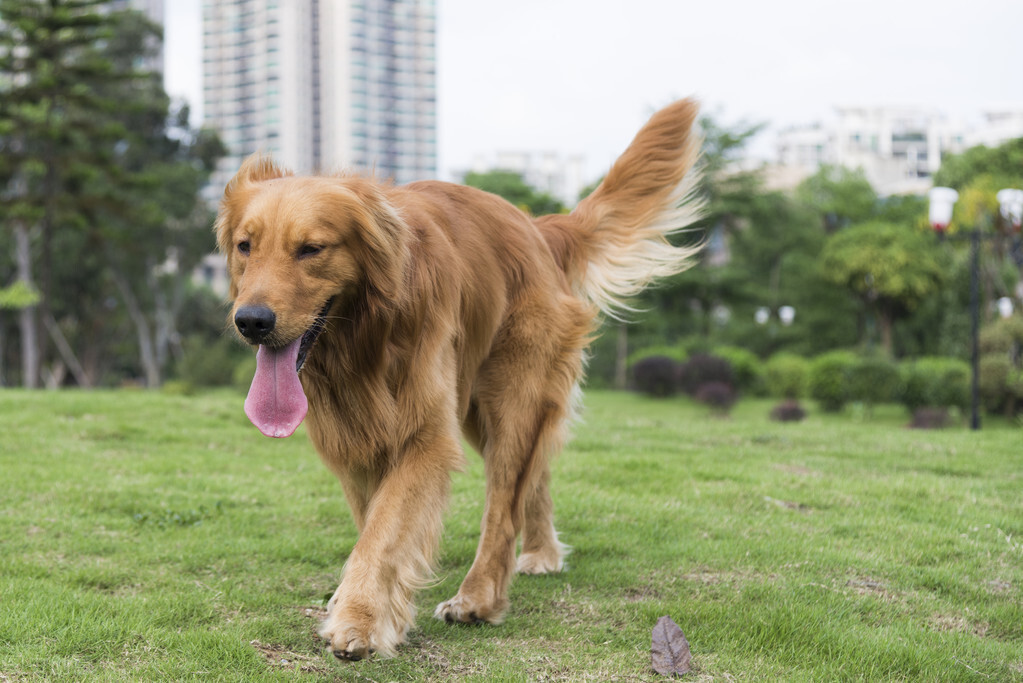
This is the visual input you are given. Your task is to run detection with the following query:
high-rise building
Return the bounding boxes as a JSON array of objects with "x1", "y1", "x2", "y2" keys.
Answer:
[
  {"x1": 201, "y1": 0, "x2": 436, "y2": 197},
  {"x1": 109, "y1": 0, "x2": 165, "y2": 72}
]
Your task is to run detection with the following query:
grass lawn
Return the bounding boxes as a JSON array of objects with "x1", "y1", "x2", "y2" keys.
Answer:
[{"x1": 0, "y1": 388, "x2": 1020, "y2": 681}]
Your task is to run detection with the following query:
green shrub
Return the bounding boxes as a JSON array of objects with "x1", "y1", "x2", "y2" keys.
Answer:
[
  {"x1": 233, "y1": 354, "x2": 258, "y2": 394},
  {"x1": 764, "y1": 353, "x2": 809, "y2": 399},
  {"x1": 979, "y1": 316, "x2": 1023, "y2": 355},
  {"x1": 626, "y1": 344, "x2": 686, "y2": 367},
  {"x1": 160, "y1": 380, "x2": 196, "y2": 396},
  {"x1": 900, "y1": 356, "x2": 971, "y2": 412},
  {"x1": 713, "y1": 346, "x2": 765, "y2": 396},
  {"x1": 979, "y1": 355, "x2": 1010, "y2": 413},
  {"x1": 846, "y1": 355, "x2": 902, "y2": 413},
  {"x1": 175, "y1": 334, "x2": 250, "y2": 388},
  {"x1": 808, "y1": 350, "x2": 858, "y2": 412}
]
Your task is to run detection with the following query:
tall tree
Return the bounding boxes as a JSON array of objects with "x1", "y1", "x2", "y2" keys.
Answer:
[
  {"x1": 795, "y1": 165, "x2": 878, "y2": 232},
  {"x1": 819, "y1": 221, "x2": 945, "y2": 355},
  {"x1": 0, "y1": 0, "x2": 124, "y2": 386},
  {"x1": 1, "y1": 1, "x2": 224, "y2": 387}
]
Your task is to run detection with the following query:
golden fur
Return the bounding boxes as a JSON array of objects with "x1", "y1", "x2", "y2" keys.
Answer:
[{"x1": 215, "y1": 99, "x2": 702, "y2": 659}]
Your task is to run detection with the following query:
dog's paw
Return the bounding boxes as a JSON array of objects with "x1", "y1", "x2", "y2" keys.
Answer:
[
  {"x1": 516, "y1": 549, "x2": 565, "y2": 575},
  {"x1": 319, "y1": 608, "x2": 406, "y2": 661},
  {"x1": 433, "y1": 593, "x2": 506, "y2": 625}
]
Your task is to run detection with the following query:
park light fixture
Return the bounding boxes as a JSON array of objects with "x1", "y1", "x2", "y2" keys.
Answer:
[
  {"x1": 754, "y1": 306, "x2": 795, "y2": 326},
  {"x1": 778, "y1": 306, "x2": 796, "y2": 326},
  {"x1": 996, "y1": 188, "x2": 1023, "y2": 233},
  {"x1": 996, "y1": 296, "x2": 1014, "y2": 319},
  {"x1": 928, "y1": 186, "x2": 959, "y2": 234}
]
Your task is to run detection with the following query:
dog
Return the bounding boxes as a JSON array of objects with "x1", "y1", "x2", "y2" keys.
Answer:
[{"x1": 215, "y1": 99, "x2": 702, "y2": 660}]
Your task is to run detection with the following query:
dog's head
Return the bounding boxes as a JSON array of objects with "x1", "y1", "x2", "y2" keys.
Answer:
[{"x1": 215, "y1": 153, "x2": 408, "y2": 437}]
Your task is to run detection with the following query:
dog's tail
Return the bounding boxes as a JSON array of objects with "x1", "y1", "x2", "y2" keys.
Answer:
[{"x1": 536, "y1": 98, "x2": 703, "y2": 318}]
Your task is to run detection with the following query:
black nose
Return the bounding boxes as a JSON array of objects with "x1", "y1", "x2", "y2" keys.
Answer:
[{"x1": 235, "y1": 305, "x2": 276, "y2": 342}]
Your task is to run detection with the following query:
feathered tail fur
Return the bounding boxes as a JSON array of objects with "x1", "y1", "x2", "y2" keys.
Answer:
[{"x1": 535, "y1": 98, "x2": 703, "y2": 317}]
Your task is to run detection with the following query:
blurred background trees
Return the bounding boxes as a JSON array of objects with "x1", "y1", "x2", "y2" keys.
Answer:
[
  {"x1": 0, "y1": 0, "x2": 224, "y2": 388},
  {"x1": 1, "y1": 0, "x2": 1020, "y2": 421}
]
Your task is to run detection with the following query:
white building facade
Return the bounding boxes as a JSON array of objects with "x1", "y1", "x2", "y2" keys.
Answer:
[
  {"x1": 202, "y1": 0, "x2": 436, "y2": 197},
  {"x1": 775, "y1": 106, "x2": 1023, "y2": 195}
]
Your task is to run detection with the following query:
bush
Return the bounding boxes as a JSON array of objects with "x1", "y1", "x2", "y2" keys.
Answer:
[
  {"x1": 978, "y1": 355, "x2": 1023, "y2": 415},
  {"x1": 175, "y1": 334, "x2": 251, "y2": 388},
  {"x1": 626, "y1": 344, "x2": 686, "y2": 366},
  {"x1": 160, "y1": 380, "x2": 196, "y2": 396},
  {"x1": 678, "y1": 353, "x2": 734, "y2": 396},
  {"x1": 694, "y1": 381, "x2": 737, "y2": 415},
  {"x1": 713, "y1": 346, "x2": 765, "y2": 396},
  {"x1": 900, "y1": 356, "x2": 971, "y2": 412},
  {"x1": 909, "y1": 407, "x2": 951, "y2": 429},
  {"x1": 979, "y1": 316, "x2": 1023, "y2": 355},
  {"x1": 233, "y1": 354, "x2": 258, "y2": 394},
  {"x1": 770, "y1": 400, "x2": 807, "y2": 422},
  {"x1": 764, "y1": 353, "x2": 809, "y2": 399},
  {"x1": 631, "y1": 355, "x2": 682, "y2": 397},
  {"x1": 808, "y1": 350, "x2": 858, "y2": 412},
  {"x1": 846, "y1": 355, "x2": 902, "y2": 413}
]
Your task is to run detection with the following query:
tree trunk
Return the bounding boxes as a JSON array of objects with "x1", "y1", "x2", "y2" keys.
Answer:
[
  {"x1": 111, "y1": 267, "x2": 161, "y2": 388},
  {"x1": 42, "y1": 312, "x2": 92, "y2": 387},
  {"x1": 878, "y1": 311, "x2": 894, "y2": 357},
  {"x1": 14, "y1": 222, "x2": 40, "y2": 388}
]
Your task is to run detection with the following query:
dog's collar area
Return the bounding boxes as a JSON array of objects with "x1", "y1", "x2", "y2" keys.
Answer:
[{"x1": 296, "y1": 297, "x2": 335, "y2": 372}]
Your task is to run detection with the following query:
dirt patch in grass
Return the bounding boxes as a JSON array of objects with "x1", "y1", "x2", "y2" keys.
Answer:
[
  {"x1": 845, "y1": 576, "x2": 901, "y2": 603},
  {"x1": 405, "y1": 633, "x2": 492, "y2": 680},
  {"x1": 250, "y1": 639, "x2": 329, "y2": 675},
  {"x1": 927, "y1": 614, "x2": 990, "y2": 638}
]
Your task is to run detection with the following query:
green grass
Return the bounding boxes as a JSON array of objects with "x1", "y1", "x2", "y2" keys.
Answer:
[{"x1": 0, "y1": 389, "x2": 1020, "y2": 681}]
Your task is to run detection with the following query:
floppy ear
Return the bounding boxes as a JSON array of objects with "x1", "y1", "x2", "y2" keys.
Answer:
[
  {"x1": 345, "y1": 180, "x2": 410, "y2": 307},
  {"x1": 214, "y1": 153, "x2": 293, "y2": 255}
]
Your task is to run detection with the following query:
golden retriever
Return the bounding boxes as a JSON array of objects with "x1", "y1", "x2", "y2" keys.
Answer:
[{"x1": 215, "y1": 99, "x2": 702, "y2": 660}]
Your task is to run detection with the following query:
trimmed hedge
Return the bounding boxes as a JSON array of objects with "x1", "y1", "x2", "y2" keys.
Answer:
[
  {"x1": 808, "y1": 350, "x2": 858, "y2": 412},
  {"x1": 764, "y1": 353, "x2": 809, "y2": 399},
  {"x1": 713, "y1": 345, "x2": 765, "y2": 396},
  {"x1": 900, "y1": 356, "x2": 971, "y2": 412},
  {"x1": 846, "y1": 355, "x2": 902, "y2": 413}
]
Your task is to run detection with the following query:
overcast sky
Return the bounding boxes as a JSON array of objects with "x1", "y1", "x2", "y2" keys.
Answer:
[{"x1": 164, "y1": 0, "x2": 1023, "y2": 183}]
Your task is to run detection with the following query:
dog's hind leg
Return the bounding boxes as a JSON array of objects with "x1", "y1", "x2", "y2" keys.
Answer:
[
  {"x1": 516, "y1": 465, "x2": 570, "y2": 574},
  {"x1": 436, "y1": 295, "x2": 586, "y2": 624},
  {"x1": 517, "y1": 381, "x2": 580, "y2": 574}
]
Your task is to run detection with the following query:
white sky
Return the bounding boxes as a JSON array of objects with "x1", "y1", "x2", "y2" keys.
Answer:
[{"x1": 164, "y1": 0, "x2": 1023, "y2": 184}]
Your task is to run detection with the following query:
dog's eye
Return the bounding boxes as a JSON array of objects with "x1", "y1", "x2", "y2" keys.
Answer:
[
  {"x1": 237, "y1": 241, "x2": 250, "y2": 255},
  {"x1": 298, "y1": 244, "x2": 323, "y2": 259}
]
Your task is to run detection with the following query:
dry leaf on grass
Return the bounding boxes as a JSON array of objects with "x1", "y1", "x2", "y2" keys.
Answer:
[{"x1": 651, "y1": 615, "x2": 692, "y2": 677}]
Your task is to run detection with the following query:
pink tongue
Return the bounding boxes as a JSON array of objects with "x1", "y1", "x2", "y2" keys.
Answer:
[{"x1": 244, "y1": 339, "x2": 308, "y2": 438}]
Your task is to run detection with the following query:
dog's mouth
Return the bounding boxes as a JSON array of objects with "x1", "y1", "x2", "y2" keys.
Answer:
[
  {"x1": 244, "y1": 298, "x2": 334, "y2": 439},
  {"x1": 296, "y1": 297, "x2": 334, "y2": 372}
]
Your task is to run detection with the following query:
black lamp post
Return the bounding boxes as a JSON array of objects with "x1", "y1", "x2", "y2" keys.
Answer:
[{"x1": 928, "y1": 186, "x2": 1023, "y2": 430}]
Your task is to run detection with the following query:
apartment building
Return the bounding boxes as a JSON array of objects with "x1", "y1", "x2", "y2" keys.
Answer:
[
  {"x1": 775, "y1": 105, "x2": 1023, "y2": 195},
  {"x1": 201, "y1": 0, "x2": 436, "y2": 198}
]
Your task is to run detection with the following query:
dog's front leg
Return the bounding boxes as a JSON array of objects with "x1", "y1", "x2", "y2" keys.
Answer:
[{"x1": 320, "y1": 431, "x2": 460, "y2": 660}]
